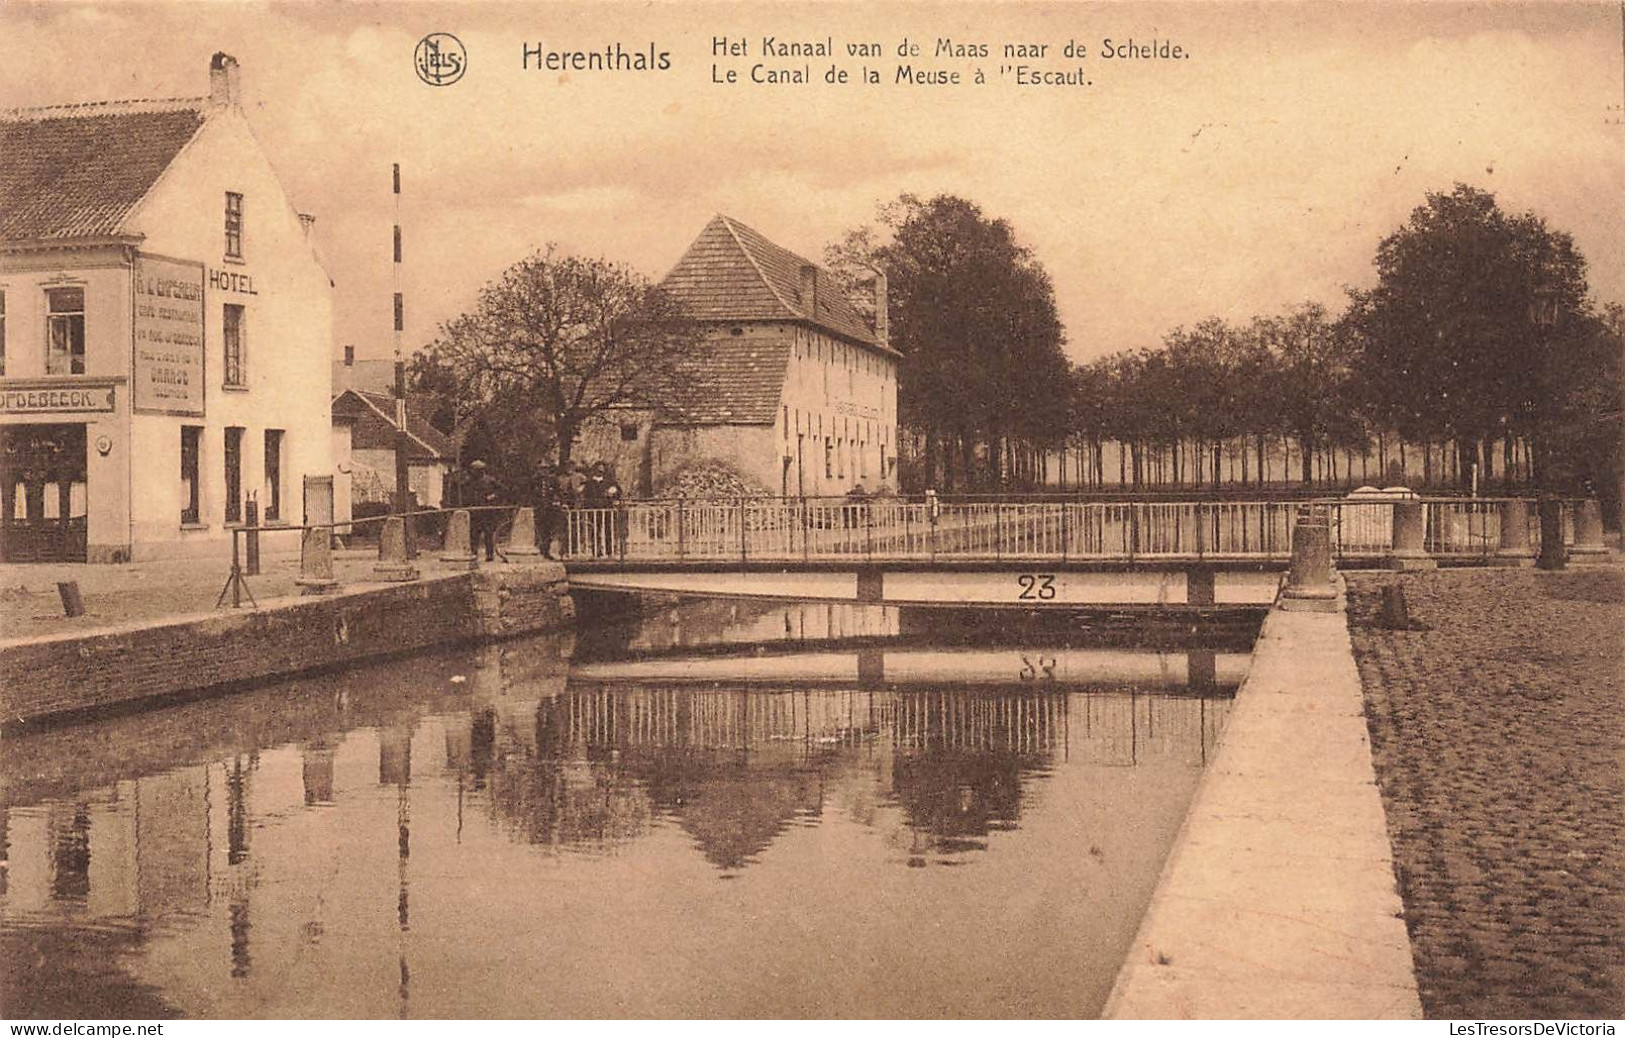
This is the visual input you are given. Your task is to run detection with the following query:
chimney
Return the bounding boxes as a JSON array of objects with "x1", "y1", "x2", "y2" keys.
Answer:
[
  {"x1": 873, "y1": 271, "x2": 889, "y2": 348},
  {"x1": 343, "y1": 345, "x2": 355, "y2": 366},
  {"x1": 209, "y1": 52, "x2": 241, "y2": 108},
  {"x1": 798, "y1": 264, "x2": 817, "y2": 319}
]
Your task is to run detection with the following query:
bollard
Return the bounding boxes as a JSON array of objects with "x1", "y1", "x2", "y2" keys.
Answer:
[
  {"x1": 372, "y1": 515, "x2": 419, "y2": 581},
  {"x1": 1279, "y1": 514, "x2": 1338, "y2": 612},
  {"x1": 439, "y1": 509, "x2": 476, "y2": 568},
  {"x1": 1387, "y1": 500, "x2": 1436, "y2": 571},
  {"x1": 295, "y1": 525, "x2": 339, "y2": 594},
  {"x1": 1536, "y1": 499, "x2": 1567, "y2": 571},
  {"x1": 1496, "y1": 499, "x2": 1536, "y2": 565},
  {"x1": 1569, "y1": 499, "x2": 1609, "y2": 562},
  {"x1": 505, "y1": 507, "x2": 542, "y2": 558},
  {"x1": 57, "y1": 580, "x2": 85, "y2": 618}
]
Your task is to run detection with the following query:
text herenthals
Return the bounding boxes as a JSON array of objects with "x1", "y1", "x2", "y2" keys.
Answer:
[{"x1": 522, "y1": 42, "x2": 672, "y2": 71}]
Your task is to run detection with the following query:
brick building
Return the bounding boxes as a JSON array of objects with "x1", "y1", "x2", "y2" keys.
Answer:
[
  {"x1": 0, "y1": 54, "x2": 333, "y2": 561},
  {"x1": 584, "y1": 215, "x2": 899, "y2": 498}
]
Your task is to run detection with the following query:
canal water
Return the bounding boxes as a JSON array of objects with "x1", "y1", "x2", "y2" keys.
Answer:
[{"x1": 1, "y1": 599, "x2": 1256, "y2": 1019}]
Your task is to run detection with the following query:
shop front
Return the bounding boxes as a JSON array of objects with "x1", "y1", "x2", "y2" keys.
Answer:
[
  {"x1": 0, "y1": 422, "x2": 88, "y2": 562},
  {"x1": 0, "y1": 379, "x2": 124, "y2": 564}
]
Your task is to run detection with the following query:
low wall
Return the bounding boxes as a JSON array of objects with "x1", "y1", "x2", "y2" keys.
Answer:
[{"x1": 0, "y1": 562, "x2": 571, "y2": 726}]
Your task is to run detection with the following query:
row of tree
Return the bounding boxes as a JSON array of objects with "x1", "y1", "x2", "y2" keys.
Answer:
[{"x1": 834, "y1": 185, "x2": 1621, "y2": 506}]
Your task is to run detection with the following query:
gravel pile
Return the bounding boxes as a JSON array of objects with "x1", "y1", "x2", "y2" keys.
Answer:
[{"x1": 659, "y1": 461, "x2": 772, "y2": 501}]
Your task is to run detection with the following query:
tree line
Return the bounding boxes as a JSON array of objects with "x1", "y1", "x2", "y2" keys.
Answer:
[{"x1": 836, "y1": 185, "x2": 1622, "y2": 511}]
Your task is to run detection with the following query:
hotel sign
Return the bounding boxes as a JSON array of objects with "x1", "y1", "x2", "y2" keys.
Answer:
[
  {"x1": 134, "y1": 254, "x2": 206, "y2": 416},
  {"x1": 0, "y1": 385, "x2": 116, "y2": 415}
]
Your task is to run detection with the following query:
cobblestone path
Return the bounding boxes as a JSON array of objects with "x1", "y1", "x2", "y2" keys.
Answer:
[{"x1": 1347, "y1": 567, "x2": 1624, "y2": 1019}]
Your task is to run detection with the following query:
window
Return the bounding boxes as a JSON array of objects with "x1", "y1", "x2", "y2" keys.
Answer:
[
  {"x1": 225, "y1": 192, "x2": 244, "y2": 258},
  {"x1": 223, "y1": 304, "x2": 245, "y2": 387},
  {"x1": 224, "y1": 427, "x2": 243, "y2": 523},
  {"x1": 46, "y1": 288, "x2": 85, "y2": 375},
  {"x1": 824, "y1": 437, "x2": 834, "y2": 479},
  {"x1": 264, "y1": 429, "x2": 283, "y2": 522},
  {"x1": 619, "y1": 422, "x2": 638, "y2": 442},
  {"x1": 181, "y1": 427, "x2": 202, "y2": 524},
  {"x1": 0, "y1": 289, "x2": 6, "y2": 376}
]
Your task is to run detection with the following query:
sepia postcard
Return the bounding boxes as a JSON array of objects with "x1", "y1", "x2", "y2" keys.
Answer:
[{"x1": 1, "y1": 0, "x2": 1621, "y2": 1026}]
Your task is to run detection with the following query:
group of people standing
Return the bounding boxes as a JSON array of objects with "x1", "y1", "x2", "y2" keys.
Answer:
[
  {"x1": 534, "y1": 459, "x2": 624, "y2": 559},
  {"x1": 449, "y1": 458, "x2": 624, "y2": 561}
]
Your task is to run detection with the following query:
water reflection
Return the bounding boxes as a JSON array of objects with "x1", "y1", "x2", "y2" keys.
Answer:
[{"x1": 3, "y1": 600, "x2": 1246, "y2": 1019}]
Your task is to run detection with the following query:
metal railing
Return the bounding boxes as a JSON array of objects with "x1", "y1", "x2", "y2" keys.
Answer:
[{"x1": 554, "y1": 496, "x2": 1575, "y2": 564}]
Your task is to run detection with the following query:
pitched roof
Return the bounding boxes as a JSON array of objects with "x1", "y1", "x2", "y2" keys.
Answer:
[
  {"x1": 0, "y1": 99, "x2": 207, "y2": 243},
  {"x1": 332, "y1": 389, "x2": 456, "y2": 460},
  {"x1": 661, "y1": 214, "x2": 891, "y2": 354},
  {"x1": 663, "y1": 333, "x2": 793, "y2": 426}
]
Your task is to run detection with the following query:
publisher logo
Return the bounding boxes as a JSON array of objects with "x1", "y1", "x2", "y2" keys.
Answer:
[{"x1": 415, "y1": 33, "x2": 467, "y2": 86}]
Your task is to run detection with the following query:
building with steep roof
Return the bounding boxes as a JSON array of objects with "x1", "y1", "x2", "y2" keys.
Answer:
[
  {"x1": 584, "y1": 214, "x2": 898, "y2": 497},
  {"x1": 0, "y1": 54, "x2": 333, "y2": 561}
]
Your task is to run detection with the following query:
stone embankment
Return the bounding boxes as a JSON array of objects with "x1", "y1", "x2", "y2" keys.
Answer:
[{"x1": 1, "y1": 561, "x2": 571, "y2": 726}]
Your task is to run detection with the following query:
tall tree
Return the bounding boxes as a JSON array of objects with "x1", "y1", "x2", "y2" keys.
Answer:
[
  {"x1": 1344, "y1": 183, "x2": 1592, "y2": 488},
  {"x1": 828, "y1": 194, "x2": 1072, "y2": 490},
  {"x1": 417, "y1": 247, "x2": 702, "y2": 481}
]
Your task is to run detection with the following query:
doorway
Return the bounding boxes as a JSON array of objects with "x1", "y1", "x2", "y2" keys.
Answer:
[{"x1": 0, "y1": 423, "x2": 89, "y2": 562}]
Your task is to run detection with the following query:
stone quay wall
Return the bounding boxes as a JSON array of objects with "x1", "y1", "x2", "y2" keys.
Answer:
[{"x1": 1, "y1": 562, "x2": 571, "y2": 726}]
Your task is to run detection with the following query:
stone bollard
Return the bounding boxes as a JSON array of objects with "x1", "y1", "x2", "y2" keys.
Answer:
[
  {"x1": 1279, "y1": 513, "x2": 1338, "y2": 612},
  {"x1": 1569, "y1": 499, "x2": 1609, "y2": 562},
  {"x1": 1387, "y1": 500, "x2": 1436, "y2": 571},
  {"x1": 372, "y1": 515, "x2": 419, "y2": 581},
  {"x1": 295, "y1": 525, "x2": 339, "y2": 594},
  {"x1": 439, "y1": 509, "x2": 476, "y2": 568},
  {"x1": 505, "y1": 507, "x2": 542, "y2": 558},
  {"x1": 1496, "y1": 499, "x2": 1536, "y2": 566}
]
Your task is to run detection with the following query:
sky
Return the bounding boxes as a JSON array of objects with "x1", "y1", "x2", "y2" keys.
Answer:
[{"x1": 4, "y1": 1, "x2": 1622, "y2": 366}]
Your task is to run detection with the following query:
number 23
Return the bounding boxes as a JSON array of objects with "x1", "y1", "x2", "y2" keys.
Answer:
[{"x1": 1017, "y1": 574, "x2": 1057, "y2": 600}]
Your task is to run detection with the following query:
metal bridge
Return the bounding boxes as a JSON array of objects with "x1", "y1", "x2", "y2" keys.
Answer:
[{"x1": 560, "y1": 495, "x2": 1568, "y2": 608}]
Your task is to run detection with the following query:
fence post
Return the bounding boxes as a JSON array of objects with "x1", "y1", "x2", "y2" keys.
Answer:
[
  {"x1": 1061, "y1": 500, "x2": 1070, "y2": 562},
  {"x1": 676, "y1": 500, "x2": 686, "y2": 560},
  {"x1": 864, "y1": 500, "x2": 873, "y2": 559},
  {"x1": 739, "y1": 497, "x2": 748, "y2": 563},
  {"x1": 1194, "y1": 502, "x2": 1205, "y2": 559},
  {"x1": 244, "y1": 496, "x2": 260, "y2": 576}
]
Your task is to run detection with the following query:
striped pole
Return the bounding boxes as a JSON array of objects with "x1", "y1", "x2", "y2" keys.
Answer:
[{"x1": 392, "y1": 163, "x2": 415, "y2": 557}]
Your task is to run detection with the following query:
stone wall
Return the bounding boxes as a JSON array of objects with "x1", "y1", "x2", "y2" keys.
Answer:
[{"x1": 0, "y1": 562, "x2": 570, "y2": 725}]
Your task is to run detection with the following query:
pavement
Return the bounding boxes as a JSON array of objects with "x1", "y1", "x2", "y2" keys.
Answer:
[
  {"x1": 0, "y1": 543, "x2": 532, "y2": 645},
  {"x1": 1106, "y1": 577, "x2": 1425, "y2": 1019},
  {"x1": 1347, "y1": 567, "x2": 1624, "y2": 1019}
]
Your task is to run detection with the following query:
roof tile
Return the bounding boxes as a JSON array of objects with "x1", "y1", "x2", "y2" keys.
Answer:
[{"x1": 0, "y1": 101, "x2": 207, "y2": 242}]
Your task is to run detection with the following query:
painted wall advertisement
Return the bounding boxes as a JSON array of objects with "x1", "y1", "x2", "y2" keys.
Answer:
[{"x1": 133, "y1": 254, "x2": 205, "y2": 415}]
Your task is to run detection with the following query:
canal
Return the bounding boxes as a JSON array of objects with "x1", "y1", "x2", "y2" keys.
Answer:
[{"x1": 1, "y1": 597, "x2": 1258, "y2": 1019}]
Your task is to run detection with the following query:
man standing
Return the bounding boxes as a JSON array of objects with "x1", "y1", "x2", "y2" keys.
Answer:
[{"x1": 467, "y1": 459, "x2": 500, "y2": 563}]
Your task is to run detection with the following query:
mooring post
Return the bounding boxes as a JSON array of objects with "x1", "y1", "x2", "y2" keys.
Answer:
[
  {"x1": 373, "y1": 515, "x2": 419, "y2": 581},
  {"x1": 1570, "y1": 498, "x2": 1609, "y2": 562},
  {"x1": 1279, "y1": 506, "x2": 1337, "y2": 611},
  {"x1": 1387, "y1": 499, "x2": 1435, "y2": 571}
]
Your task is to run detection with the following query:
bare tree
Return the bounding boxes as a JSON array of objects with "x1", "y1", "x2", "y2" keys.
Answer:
[{"x1": 420, "y1": 246, "x2": 703, "y2": 473}]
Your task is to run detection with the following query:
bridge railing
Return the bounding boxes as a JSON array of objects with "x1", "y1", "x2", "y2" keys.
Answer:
[{"x1": 559, "y1": 495, "x2": 1578, "y2": 564}]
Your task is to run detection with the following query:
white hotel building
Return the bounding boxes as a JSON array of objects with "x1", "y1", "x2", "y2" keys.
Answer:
[{"x1": 0, "y1": 54, "x2": 333, "y2": 562}]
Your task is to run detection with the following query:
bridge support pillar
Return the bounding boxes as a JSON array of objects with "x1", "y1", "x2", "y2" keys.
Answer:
[
  {"x1": 1279, "y1": 511, "x2": 1337, "y2": 612},
  {"x1": 1186, "y1": 567, "x2": 1215, "y2": 606},
  {"x1": 856, "y1": 566, "x2": 883, "y2": 603},
  {"x1": 1387, "y1": 500, "x2": 1436, "y2": 571}
]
